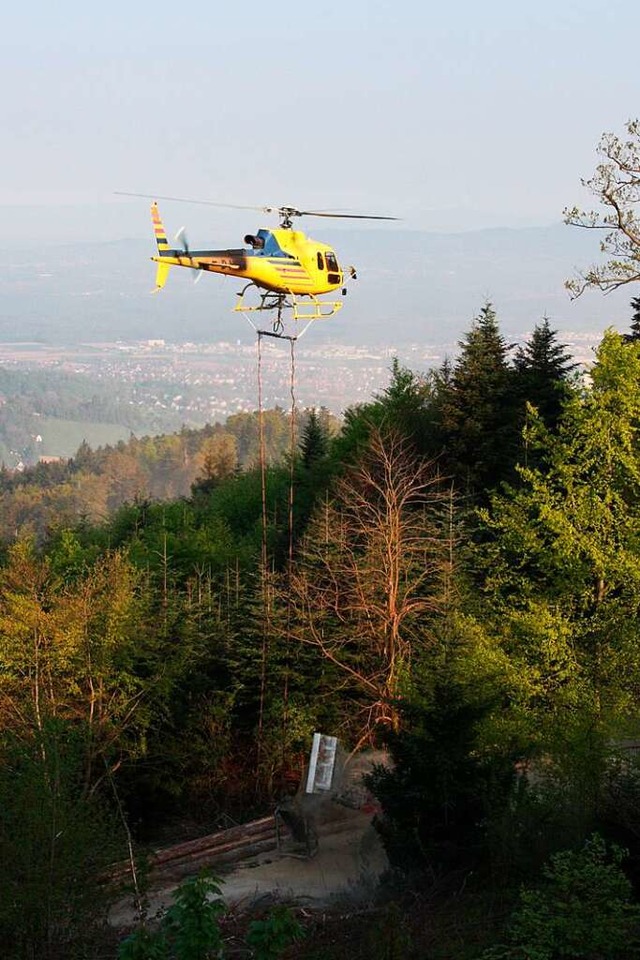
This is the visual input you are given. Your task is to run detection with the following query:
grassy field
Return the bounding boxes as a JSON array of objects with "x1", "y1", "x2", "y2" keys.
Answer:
[{"x1": 35, "y1": 416, "x2": 135, "y2": 458}]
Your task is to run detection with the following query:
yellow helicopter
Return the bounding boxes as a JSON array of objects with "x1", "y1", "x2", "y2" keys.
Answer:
[{"x1": 117, "y1": 192, "x2": 397, "y2": 331}]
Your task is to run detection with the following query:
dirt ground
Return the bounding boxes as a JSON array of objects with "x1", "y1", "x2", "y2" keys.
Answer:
[
  {"x1": 110, "y1": 752, "x2": 390, "y2": 927},
  {"x1": 111, "y1": 805, "x2": 387, "y2": 927}
]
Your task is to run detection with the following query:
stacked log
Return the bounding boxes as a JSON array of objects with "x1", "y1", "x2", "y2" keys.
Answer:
[
  {"x1": 109, "y1": 815, "x2": 287, "y2": 889},
  {"x1": 150, "y1": 816, "x2": 282, "y2": 884}
]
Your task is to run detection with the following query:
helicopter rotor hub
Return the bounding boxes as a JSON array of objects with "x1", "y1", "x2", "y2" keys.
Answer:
[{"x1": 277, "y1": 206, "x2": 301, "y2": 228}]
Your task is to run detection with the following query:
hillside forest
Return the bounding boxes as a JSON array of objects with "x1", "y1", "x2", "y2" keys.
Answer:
[
  {"x1": 4, "y1": 121, "x2": 640, "y2": 958},
  {"x1": 5, "y1": 295, "x2": 640, "y2": 957}
]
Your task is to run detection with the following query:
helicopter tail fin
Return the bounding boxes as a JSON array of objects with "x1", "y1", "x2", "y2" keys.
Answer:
[
  {"x1": 151, "y1": 201, "x2": 170, "y2": 255},
  {"x1": 151, "y1": 202, "x2": 173, "y2": 291},
  {"x1": 153, "y1": 260, "x2": 171, "y2": 292}
]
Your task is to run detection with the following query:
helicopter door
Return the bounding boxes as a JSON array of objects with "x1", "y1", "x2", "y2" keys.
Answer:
[{"x1": 325, "y1": 251, "x2": 341, "y2": 284}]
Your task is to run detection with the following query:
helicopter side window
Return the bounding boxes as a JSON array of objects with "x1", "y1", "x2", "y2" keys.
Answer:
[{"x1": 317, "y1": 252, "x2": 325, "y2": 270}]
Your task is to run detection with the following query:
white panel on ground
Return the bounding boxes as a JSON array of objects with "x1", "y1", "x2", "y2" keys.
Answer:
[{"x1": 305, "y1": 733, "x2": 338, "y2": 793}]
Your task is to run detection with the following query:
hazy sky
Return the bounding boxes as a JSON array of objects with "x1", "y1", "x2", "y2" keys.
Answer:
[{"x1": 2, "y1": 0, "x2": 640, "y2": 241}]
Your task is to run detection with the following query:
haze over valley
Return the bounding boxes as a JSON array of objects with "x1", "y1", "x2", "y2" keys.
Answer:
[
  {"x1": 1, "y1": 222, "x2": 630, "y2": 346},
  {"x1": 0, "y1": 218, "x2": 632, "y2": 467},
  {"x1": 0, "y1": 221, "x2": 628, "y2": 465}
]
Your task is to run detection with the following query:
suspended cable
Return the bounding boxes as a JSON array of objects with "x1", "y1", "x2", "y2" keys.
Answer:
[
  {"x1": 282, "y1": 335, "x2": 298, "y2": 768},
  {"x1": 257, "y1": 332, "x2": 269, "y2": 589},
  {"x1": 255, "y1": 331, "x2": 270, "y2": 784},
  {"x1": 254, "y1": 326, "x2": 300, "y2": 788},
  {"x1": 288, "y1": 336, "x2": 297, "y2": 570}
]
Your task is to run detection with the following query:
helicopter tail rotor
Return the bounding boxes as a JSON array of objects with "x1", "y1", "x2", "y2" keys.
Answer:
[{"x1": 175, "y1": 225, "x2": 190, "y2": 256}]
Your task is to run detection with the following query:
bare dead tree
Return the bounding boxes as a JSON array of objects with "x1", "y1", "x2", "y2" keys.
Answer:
[
  {"x1": 565, "y1": 119, "x2": 640, "y2": 297},
  {"x1": 285, "y1": 429, "x2": 455, "y2": 741}
]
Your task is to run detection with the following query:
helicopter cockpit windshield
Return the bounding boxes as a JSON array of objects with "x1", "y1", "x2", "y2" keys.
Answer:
[
  {"x1": 324, "y1": 250, "x2": 341, "y2": 281},
  {"x1": 244, "y1": 229, "x2": 288, "y2": 257}
]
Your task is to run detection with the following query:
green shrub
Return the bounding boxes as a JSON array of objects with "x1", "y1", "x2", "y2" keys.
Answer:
[
  {"x1": 481, "y1": 834, "x2": 640, "y2": 959},
  {"x1": 245, "y1": 904, "x2": 305, "y2": 959},
  {"x1": 0, "y1": 722, "x2": 124, "y2": 959},
  {"x1": 119, "y1": 875, "x2": 304, "y2": 960},
  {"x1": 119, "y1": 875, "x2": 224, "y2": 960}
]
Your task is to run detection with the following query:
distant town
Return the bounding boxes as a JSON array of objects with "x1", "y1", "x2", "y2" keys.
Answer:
[
  {"x1": 0, "y1": 331, "x2": 604, "y2": 469},
  {"x1": 0, "y1": 331, "x2": 601, "y2": 423}
]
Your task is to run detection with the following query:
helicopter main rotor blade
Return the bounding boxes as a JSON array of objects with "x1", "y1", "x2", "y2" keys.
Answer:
[
  {"x1": 115, "y1": 191, "x2": 273, "y2": 214},
  {"x1": 116, "y1": 192, "x2": 399, "y2": 228},
  {"x1": 298, "y1": 210, "x2": 400, "y2": 221}
]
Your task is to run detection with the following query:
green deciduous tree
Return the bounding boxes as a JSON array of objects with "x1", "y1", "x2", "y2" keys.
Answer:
[
  {"x1": 565, "y1": 119, "x2": 640, "y2": 296},
  {"x1": 331, "y1": 359, "x2": 434, "y2": 469},
  {"x1": 476, "y1": 330, "x2": 640, "y2": 834},
  {"x1": 0, "y1": 539, "x2": 157, "y2": 786},
  {"x1": 119, "y1": 877, "x2": 304, "y2": 960}
]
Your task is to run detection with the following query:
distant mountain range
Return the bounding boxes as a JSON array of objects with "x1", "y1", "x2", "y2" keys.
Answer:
[{"x1": 0, "y1": 225, "x2": 634, "y2": 349}]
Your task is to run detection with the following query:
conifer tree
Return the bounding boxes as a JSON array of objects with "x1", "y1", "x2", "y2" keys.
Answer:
[
  {"x1": 441, "y1": 302, "x2": 518, "y2": 494},
  {"x1": 513, "y1": 318, "x2": 577, "y2": 429},
  {"x1": 299, "y1": 408, "x2": 328, "y2": 469},
  {"x1": 624, "y1": 296, "x2": 640, "y2": 341}
]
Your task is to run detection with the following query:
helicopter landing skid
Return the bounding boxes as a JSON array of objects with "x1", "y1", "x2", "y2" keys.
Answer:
[{"x1": 233, "y1": 284, "x2": 343, "y2": 334}]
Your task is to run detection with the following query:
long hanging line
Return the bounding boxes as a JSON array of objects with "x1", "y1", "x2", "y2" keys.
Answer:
[
  {"x1": 282, "y1": 336, "x2": 297, "y2": 765},
  {"x1": 256, "y1": 331, "x2": 270, "y2": 781},
  {"x1": 287, "y1": 337, "x2": 297, "y2": 570},
  {"x1": 254, "y1": 328, "x2": 299, "y2": 785},
  {"x1": 257, "y1": 332, "x2": 269, "y2": 595}
]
